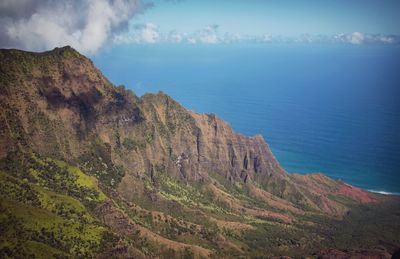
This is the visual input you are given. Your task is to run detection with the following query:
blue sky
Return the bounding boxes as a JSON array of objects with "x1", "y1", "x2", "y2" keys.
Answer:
[
  {"x1": 1, "y1": 0, "x2": 399, "y2": 53},
  {"x1": 138, "y1": 0, "x2": 400, "y2": 36}
]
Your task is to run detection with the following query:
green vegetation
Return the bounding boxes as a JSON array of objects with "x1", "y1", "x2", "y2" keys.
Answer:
[
  {"x1": 122, "y1": 137, "x2": 146, "y2": 151},
  {"x1": 0, "y1": 167, "x2": 109, "y2": 258},
  {"x1": 153, "y1": 166, "x2": 239, "y2": 221},
  {"x1": 79, "y1": 141, "x2": 125, "y2": 187},
  {"x1": 121, "y1": 165, "x2": 400, "y2": 257},
  {"x1": 320, "y1": 201, "x2": 400, "y2": 252}
]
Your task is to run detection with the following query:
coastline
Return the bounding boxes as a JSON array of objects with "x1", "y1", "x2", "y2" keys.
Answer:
[{"x1": 368, "y1": 190, "x2": 400, "y2": 196}]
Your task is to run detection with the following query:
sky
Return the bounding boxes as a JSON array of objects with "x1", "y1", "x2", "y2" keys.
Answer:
[
  {"x1": 0, "y1": 0, "x2": 399, "y2": 53},
  {"x1": 139, "y1": 0, "x2": 400, "y2": 36}
]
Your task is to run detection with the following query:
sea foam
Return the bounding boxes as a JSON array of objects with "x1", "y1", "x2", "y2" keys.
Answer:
[{"x1": 368, "y1": 190, "x2": 400, "y2": 196}]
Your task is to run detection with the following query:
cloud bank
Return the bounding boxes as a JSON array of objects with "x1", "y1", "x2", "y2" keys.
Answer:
[
  {"x1": 114, "y1": 24, "x2": 400, "y2": 46},
  {"x1": 0, "y1": 0, "x2": 148, "y2": 54}
]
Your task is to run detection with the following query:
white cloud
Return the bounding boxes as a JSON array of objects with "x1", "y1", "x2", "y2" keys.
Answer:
[
  {"x1": 195, "y1": 24, "x2": 219, "y2": 44},
  {"x1": 379, "y1": 36, "x2": 394, "y2": 44},
  {"x1": 261, "y1": 34, "x2": 273, "y2": 43},
  {"x1": 172, "y1": 24, "x2": 221, "y2": 44},
  {"x1": 114, "y1": 23, "x2": 160, "y2": 44},
  {"x1": 114, "y1": 23, "x2": 226, "y2": 45},
  {"x1": 110, "y1": 21, "x2": 400, "y2": 46},
  {"x1": 166, "y1": 30, "x2": 183, "y2": 43},
  {"x1": 187, "y1": 37, "x2": 197, "y2": 44},
  {"x1": 0, "y1": 0, "x2": 147, "y2": 53},
  {"x1": 349, "y1": 32, "x2": 364, "y2": 45},
  {"x1": 332, "y1": 32, "x2": 398, "y2": 45},
  {"x1": 141, "y1": 23, "x2": 159, "y2": 43}
]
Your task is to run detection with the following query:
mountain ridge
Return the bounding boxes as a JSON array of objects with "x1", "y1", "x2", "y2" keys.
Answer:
[{"x1": 0, "y1": 46, "x2": 399, "y2": 258}]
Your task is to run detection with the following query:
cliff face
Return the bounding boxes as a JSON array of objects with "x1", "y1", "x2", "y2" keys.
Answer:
[
  {"x1": 0, "y1": 48, "x2": 280, "y2": 179},
  {"x1": 0, "y1": 46, "x2": 372, "y2": 211},
  {"x1": 1, "y1": 46, "x2": 398, "y2": 259},
  {"x1": 0, "y1": 46, "x2": 278, "y2": 180}
]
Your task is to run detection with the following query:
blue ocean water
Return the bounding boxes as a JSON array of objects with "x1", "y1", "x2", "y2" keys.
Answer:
[{"x1": 92, "y1": 44, "x2": 400, "y2": 194}]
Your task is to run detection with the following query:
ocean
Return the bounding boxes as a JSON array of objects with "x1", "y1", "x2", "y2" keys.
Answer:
[{"x1": 92, "y1": 43, "x2": 400, "y2": 194}]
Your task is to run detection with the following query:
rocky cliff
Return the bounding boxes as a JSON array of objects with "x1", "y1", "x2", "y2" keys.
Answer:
[{"x1": 0, "y1": 46, "x2": 399, "y2": 258}]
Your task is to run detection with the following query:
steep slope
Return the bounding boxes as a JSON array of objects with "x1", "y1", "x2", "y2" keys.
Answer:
[
  {"x1": 0, "y1": 46, "x2": 399, "y2": 258},
  {"x1": 0, "y1": 46, "x2": 373, "y2": 211}
]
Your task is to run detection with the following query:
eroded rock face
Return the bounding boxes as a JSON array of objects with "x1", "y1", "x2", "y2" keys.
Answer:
[
  {"x1": 0, "y1": 46, "x2": 376, "y2": 216},
  {"x1": 0, "y1": 47, "x2": 279, "y2": 179},
  {"x1": 1, "y1": 47, "x2": 282, "y2": 179}
]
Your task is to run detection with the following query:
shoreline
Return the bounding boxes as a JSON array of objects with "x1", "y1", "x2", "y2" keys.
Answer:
[{"x1": 368, "y1": 190, "x2": 400, "y2": 196}]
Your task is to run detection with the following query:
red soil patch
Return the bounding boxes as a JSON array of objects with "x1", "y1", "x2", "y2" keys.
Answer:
[{"x1": 336, "y1": 183, "x2": 377, "y2": 203}]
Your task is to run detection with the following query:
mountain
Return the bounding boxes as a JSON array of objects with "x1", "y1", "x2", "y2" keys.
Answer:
[{"x1": 0, "y1": 46, "x2": 399, "y2": 258}]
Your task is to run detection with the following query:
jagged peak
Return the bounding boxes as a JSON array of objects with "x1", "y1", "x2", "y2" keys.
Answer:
[
  {"x1": 141, "y1": 91, "x2": 170, "y2": 99},
  {"x1": 252, "y1": 134, "x2": 265, "y2": 141},
  {"x1": 140, "y1": 91, "x2": 181, "y2": 107},
  {"x1": 0, "y1": 45, "x2": 116, "y2": 103}
]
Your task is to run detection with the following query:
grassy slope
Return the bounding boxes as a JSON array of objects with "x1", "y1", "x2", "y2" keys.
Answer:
[
  {"x1": 0, "y1": 156, "x2": 109, "y2": 258},
  {"x1": 1, "y1": 153, "x2": 399, "y2": 258},
  {"x1": 115, "y1": 163, "x2": 400, "y2": 258}
]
